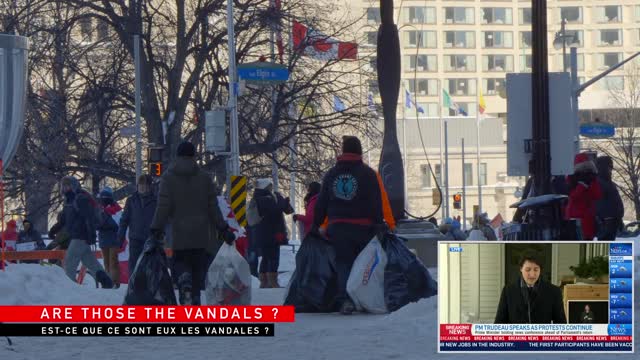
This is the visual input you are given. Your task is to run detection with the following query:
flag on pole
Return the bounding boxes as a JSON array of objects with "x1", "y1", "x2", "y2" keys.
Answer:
[
  {"x1": 292, "y1": 21, "x2": 358, "y2": 61},
  {"x1": 334, "y1": 95, "x2": 346, "y2": 112},
  {"x1": 417, "y1": 104, "x2": 425, "y2": 114},
  {"x1": 442, "y1": 89, "x2": 456, "y2": 111},
  {"x1": 405, "y1": 89, "x2": 412, "y2": 109},
  {"x1": 458, "y1": 107, "x2": 468, "y2": 116},
  {"x1": 367, "y1": 92, "x2": 377, "y2": 114},
  {"x1": 479, "y1": 88, "x2": 487, "y2": 114}
]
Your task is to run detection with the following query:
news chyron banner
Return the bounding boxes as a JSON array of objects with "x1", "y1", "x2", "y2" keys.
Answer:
[
  {"x1": 0, "y1": 306, "x2": 294, "y2": 337},
  {"x1": 437, "y1": 241, "x2": 634, "y2": 353}
]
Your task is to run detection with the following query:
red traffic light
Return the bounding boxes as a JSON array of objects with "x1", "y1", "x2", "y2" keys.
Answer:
[{"x1": 453, "y1": 194, "x2": 461, "y2": 202}]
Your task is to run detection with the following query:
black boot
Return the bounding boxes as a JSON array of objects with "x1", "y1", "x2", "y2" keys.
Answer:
[
  {"x1": 339, "y1": 299, "x2": 355, "y2": 315},
  {"x1": 96, "y1": 270, "x2": 114, "y2": 289}
]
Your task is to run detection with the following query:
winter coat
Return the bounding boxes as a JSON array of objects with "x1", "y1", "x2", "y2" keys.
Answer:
[
  {"x1": 1, "y1": 220, "x2": 18, "y2": 250},
  {"x1": 296, "y1": 194, "x2": 318, "y2": 238},
  {"x1": 314, "y1": 153, "x2": 383, "y2": 228},
  {"x1": 595, "y1": 174, "x2": 624, "y2": 222},
  {"x1": 98, "y1": 203, "x2": 122, "y2": 249},
  {"x1": 565, "y1": 174, "x2": 602, "y2": 240},
  {"x1": 118, "y1": 191, "x2": 158, "y2": 247},
  {"x1": 150, "y1": 157, "x2": 228, "y2": 251},
  {"x1": 495, "y1": 278, "x2": 566, "y2": 324},
  {"x1": 17, "y1": 227, "x2": 45, "y2": 250},
  {"x1": 252, "y1": 189, "x2": 291, "y2": 250},
  {"x1": 59, "y1": 178, "x2": 99, "y2": 244}
]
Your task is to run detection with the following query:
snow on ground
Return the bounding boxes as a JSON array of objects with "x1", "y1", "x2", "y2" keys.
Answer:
[{"x1": 0, "y1": 249, "x2": 638, "y2": 360}]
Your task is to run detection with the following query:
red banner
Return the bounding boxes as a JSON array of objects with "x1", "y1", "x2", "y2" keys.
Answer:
[
  {"x1": 0, "y1": 306, "x2": 295, "y2": 323},
  {"x1": 440, "y1": 324, "x2": 473, "y2": 336},
  {"x1": 440, "y1": 336, "x2": 632, "y2": 342}
]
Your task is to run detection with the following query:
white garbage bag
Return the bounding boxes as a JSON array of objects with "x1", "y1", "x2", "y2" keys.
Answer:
[
  {"x1": 205, "y1": 243, "x2": 251, "y2": 305},
  {"x1": 346, "y1": 236, "x2": 388, "y2": 314},
  {"x1": 467, "y1": 229, "x2": 487, "y2": 240}
]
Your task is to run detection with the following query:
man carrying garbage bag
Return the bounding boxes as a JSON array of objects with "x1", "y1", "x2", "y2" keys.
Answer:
[
  {"x1": 312, "y1": 136, "x2": 385, "y2": 315},
  {"x1": 150, "y1": 141, "x2": 236, "y2": 305}
]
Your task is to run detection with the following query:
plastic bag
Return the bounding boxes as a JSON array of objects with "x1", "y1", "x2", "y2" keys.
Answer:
[
  {"x1": 123, "y1": 238, "x2": 177, "y2": 305},
  {"x1": 383, "y1": 234, "x2": 437, "y2": 312},
  {"x1": 205, "y1": 243, "x2": 251, "y2": 305},
  {"x1": 467, "y1": 229, "x2": 487, "y2": 240},
  {"x1": 284, "y1": 233, "x2": 337, "y2": 313},
  {"x1": 347, "y1": 236, "x2": 388, "y2": 314}
]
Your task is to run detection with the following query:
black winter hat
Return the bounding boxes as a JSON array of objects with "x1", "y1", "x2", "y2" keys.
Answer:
[
  {"x1": 176, "y1": 141, "x2": 196, "y2": 157},
  {"x1": 342, "y1": 136, "x2": 362, "y2": 155}
]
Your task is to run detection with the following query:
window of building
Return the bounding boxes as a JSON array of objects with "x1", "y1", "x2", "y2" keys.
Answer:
[
  {"x1": 482, "y1": 8, "x2": 512, "y2": 25},
  {"x1": 596, "y1": 53, "x2": 622, "y2": 69},
  {"x1": 519, "y1": 8, "x2": 531, "y2": 25},
  {"x1": 407, "y1": 79, "x2": 438, "y2": 96},
  {"x1": 559, "y1": 54, "x2": 583, "y2": 71},
  {"x1": 597, "y1": 76, "x2": 624, "y2": 91},
  {"x1": 598, "y1": 30, "x2": 622, "y2": 46},
  {"x1": 484, "y1": 78, "x2": 505, "y2": 95},
  {"x1": 595, "y1": 6, "x2": 621, "y2": 23},
  {"x1": 447, "y1": 79, "x2": 477, "y2": 96},
  {"x1": 565, "y1": 30, "x2": 583, "y2": 47},
  {"x1": 483, "y1": 55, "x2": 513, "y2": 72},
  {"x1": 435, "y1": 164, "x2": 442, "y2": 187},
  {"x1": 520, "y1": 54, "x2": 533, "y2": 72},
  {"x1": 424, "y1": 103, "x2": 439, "y2": 117},
  {"x1": 405, "y1": 30, "x2": 437, "y2": 48},
  {"x1": 405, "y1": 7, "x2": 436, "y2": 24},
  {"x1": 560, "y1": 7, "x2": 582, "y2": 23},
  {"x1": 444, "y1": 55, "x2": 476, "y2": 72},
  {"x1": 480, "y1": 163, "x2": 487, "y2": 186},
  {"x1": 520, "y1": 31, "x2": 532, "y2": 48},
  {"x1": 404, "y1": 54, "x2": 437, "y2": 72},
  {"x1": 365, "y1": 31, "x2": 377, "y2": 46},
  {"x1": 444, "y1": 31, "x2": 475, "y2": 48},
  {"x1": 636, "y1": 6, "x2": 640, "y2": 22},
  {"x1": 79, "y1": 17, "x2": 92, "y2": 40},
  {"x1": 367, "y1": 8, "x2": 381, "y2": 24},
  {"x1": 483, "y1": 31, "x2": 513, "y2": 48},
  {"x1": 444, "y1": 7, "x2": 474, "y2": 24},
  {"x1": 421, "y1": 165, "x2": 431, "y2": 188},
  {"x1": 464, "y1": 163, "x2": 474, "y2": 186}
]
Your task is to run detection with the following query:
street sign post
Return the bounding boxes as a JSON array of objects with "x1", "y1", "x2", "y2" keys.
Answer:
[
  {"x1": 579, "y1": 122, "x2": 615, "y2": 139},
  {"x1": 237, "y1": 61, "x2": 289, "y2": 85}
]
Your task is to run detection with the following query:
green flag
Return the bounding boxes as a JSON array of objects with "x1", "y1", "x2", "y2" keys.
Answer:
[{"x1": 442, "y1": 89, "x2": 454, "y2": 110}]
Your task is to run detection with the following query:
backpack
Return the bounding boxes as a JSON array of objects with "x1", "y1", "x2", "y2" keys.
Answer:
[{"x1": 246, "y1": 197, "x2": 263, "y2": 226}]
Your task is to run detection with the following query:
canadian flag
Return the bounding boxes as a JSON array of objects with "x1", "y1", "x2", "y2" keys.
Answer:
[{"x1": 292, "y1": 21, "x2": 358, "y2": 61}]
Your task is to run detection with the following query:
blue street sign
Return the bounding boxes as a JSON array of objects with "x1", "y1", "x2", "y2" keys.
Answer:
[
  {"x1": 580, "y1": 122, "x2": 615, "y2": 139},
  {"x1": 237, "y1": 61, "x2": 289, "y2": 84}
]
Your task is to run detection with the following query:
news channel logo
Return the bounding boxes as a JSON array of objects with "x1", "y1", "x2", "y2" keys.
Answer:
[
  {"x1": 449, "y1": 247, "x2": 463, "y2": 253},
  {"x1": 609, "y1": 243, "x2": 633, "y2": 256}
]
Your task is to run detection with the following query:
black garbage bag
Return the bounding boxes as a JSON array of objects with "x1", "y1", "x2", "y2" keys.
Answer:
[
  {"x1": 123, "y1": 237, "x2": 177, "y2": 305},
  {"x1": 284, "y1": 233, "x2": 337, "y2": 313},
  {"x1": 383, "y1": 233, "x2": 437, "y2": 312}
]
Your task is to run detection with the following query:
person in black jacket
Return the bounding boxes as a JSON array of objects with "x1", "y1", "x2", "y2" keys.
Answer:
[
  {"x1": 17, "y1": 218, "x2": 45, "y2": 263},
  {"x1": 312, "y1": 136, "x2": 384, "y2": 315},
  {"x1": 119, "y1": 174, "x2": 158, "y2": 274},
  {"x1": 495, "y1": 254, "x2": 566, "y2": 324},
  {"x1": 595, "y1": 156, "x2": 624, "y2": 240}
]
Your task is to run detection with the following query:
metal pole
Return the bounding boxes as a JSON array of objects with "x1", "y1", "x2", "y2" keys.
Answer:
[
  {"x1": 439, "y1": 86, "x2": 445, "y2": 220},
  {"x1": 402, "y1": 96, "x2": 408, "y2": 214},
  {"x1": 570, "y1": 47, "x2": 579, "y2": 152},
  {"x1": 269, "y1": 0, "x2": 279, "y2": 192},
  {"x1": 561, "y1": 18, "x2": 567, "y2": 72},
  {"x1": 227, "y1": 0, "x2": 240, "y2": 176},
  {"x1": 289, "y1": 125, "x2": 297, "y2": 241},
  {"x1": 462, "y1": 138, "x2": 466, "y2": 231},
  {"x1": 134, "y1": 34, "x2": 142, "y2": 180},
  {"x1": 476, "y1": 78, "x2": 482, "y2": 215},
  {"x1": 444, "y1": 121, "x2": 450, "y2": 219}
]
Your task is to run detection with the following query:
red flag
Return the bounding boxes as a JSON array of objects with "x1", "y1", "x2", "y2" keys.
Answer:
[{"x1": 292, "y1": 21, "x2": 357, "y2": 61}]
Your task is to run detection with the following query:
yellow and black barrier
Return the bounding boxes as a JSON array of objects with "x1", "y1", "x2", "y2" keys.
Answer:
[{"x1": 230, "y1": 175, "x2": 248, "y2": 227}]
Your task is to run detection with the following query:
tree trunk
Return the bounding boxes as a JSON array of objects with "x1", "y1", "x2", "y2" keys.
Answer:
[{"x1": 24, "y1": 174, "x2": 57, "y2": 234}]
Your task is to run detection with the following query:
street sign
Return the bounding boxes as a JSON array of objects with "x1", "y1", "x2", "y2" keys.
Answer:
[
  {"x1": 580, "y1": 122, "x2": 615, "y2": 139},
  {"x1": 237, "y1": 61, "x2": 289, "y2": 85},
  {"x1": 120, "y1": 126, "x2": 136, "y2": 137}
]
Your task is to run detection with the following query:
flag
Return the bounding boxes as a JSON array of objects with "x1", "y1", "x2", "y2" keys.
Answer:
[
  {"x1": 367, "y1": 92, "x2": 377, "y2": 114},
  {"x1": 405, "y1": 89, "x2": 412, "y2": 109},
  {"x1": 417, "y1": 104, "x2": 425, "y2": 114},
  {"x1": 478, "y1": 88, "x2": 486, "y2": 114},
  {"x1": 334, "y1": 95, "x2": 346, "y2": 112},
  {"x1": 442, "y1": 89, "x2": 456, "y2": 110},
  {"x1": 292, "y1": 21, "x2": 358, "y2": 61},
  {"x1": 458, "y1": 107, "x2": 468, "y2": 116}
]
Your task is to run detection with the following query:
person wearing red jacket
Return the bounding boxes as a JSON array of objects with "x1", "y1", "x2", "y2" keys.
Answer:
[
  {"x1": 566, "y1": 153, "x2": 602, "y2": 240},
  {"x1": 1, "y1": 220, "x2": 18, "y2": 251},
  {"x1": 293, "y1": 182, "x2": 321, "y2": 238}
]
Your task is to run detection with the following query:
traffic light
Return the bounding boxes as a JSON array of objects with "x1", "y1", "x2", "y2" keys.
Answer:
[
  {"x1": 149, "y1": 162, "x2": 163, "y2": 177},
  {"x1": 453, "y1": 193, "x2": 462, "y2": 210}
]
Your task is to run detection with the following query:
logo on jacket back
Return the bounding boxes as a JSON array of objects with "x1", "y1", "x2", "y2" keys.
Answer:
[{"x1": 333, "y1": 174, "x2": 358, "y2": 200}]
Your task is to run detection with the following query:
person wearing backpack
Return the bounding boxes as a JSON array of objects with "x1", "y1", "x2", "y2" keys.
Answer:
[
  {"x1": 97, "y1": 187, "x2": 123, "y2": 288},
  {"x1": 58, "y1": 176, "x2": 114, "y2": 288}
]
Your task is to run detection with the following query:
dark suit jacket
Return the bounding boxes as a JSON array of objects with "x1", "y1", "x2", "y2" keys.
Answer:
[{"x1": 495, "y1": 278, "x2": 567, "y2": 324}]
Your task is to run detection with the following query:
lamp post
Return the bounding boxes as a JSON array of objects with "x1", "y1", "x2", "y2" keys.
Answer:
[{"x1": 553, "y1": 18, "x2": 580, "y2": 72}]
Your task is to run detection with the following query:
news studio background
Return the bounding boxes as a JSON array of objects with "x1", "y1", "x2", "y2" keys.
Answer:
[{"x1": 438, "y1": 242, "x2": 636, "y2": 355}]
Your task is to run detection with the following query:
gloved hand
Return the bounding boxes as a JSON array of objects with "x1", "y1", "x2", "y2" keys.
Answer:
[
  {"x1": 374, "y1": 223, "x2": 389, "y2": 243},
  {"x1": 223, "y1": 228, "x2": 236, "y2": 245}
]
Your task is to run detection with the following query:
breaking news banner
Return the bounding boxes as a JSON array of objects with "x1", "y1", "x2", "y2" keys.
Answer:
[
  {"x1": 437, "y1": 241, "x2": 634, "y2": 353},
  {"x1": 0, "y1": 305, "x2": 293, "y2": 337}
]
